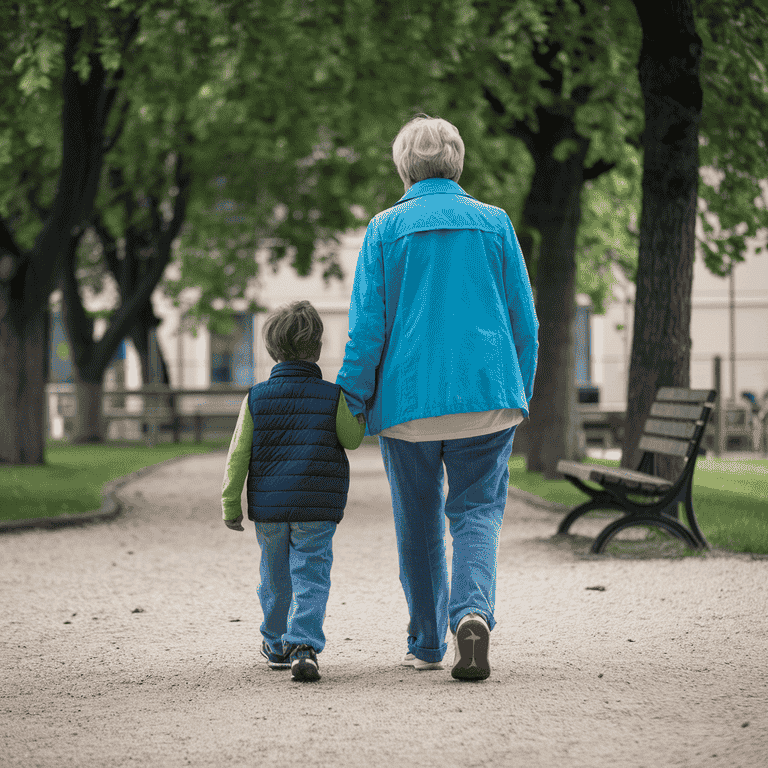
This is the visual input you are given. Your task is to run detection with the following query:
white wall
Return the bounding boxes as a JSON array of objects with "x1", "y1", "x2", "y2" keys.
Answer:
[
  {"x1": 593, "y1": 238, "x2": 768, "y2": 410},
  {"x1": 251, "y1": 229, "x2": 363, "y2": 384}
]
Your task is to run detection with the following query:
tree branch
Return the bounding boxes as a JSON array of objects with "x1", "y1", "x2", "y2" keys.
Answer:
[
  {"x1": 104, "y1": 98, "x2": 131, "y2": 153},
  {"x1": 30, "y1": 19, "x2": 115, "y2": 312},
  {"x1": 583, "y1": 159, "x2": 616, "y2": 181},
  {"x1": 162, "y1": 152, "x2": 193, "y2": 247},
  {"x1": 0, "y1": 216, "x2": 22, "y2": 261},
  {"x1": 19, "y1": 171, "x2": 50, "y2": 221},
  {"x1": 99, "y1": 14, "x2": 139, "y2": 130},
  {"x1": 58, "y1": 230, "x2": 93, "y2": 373},
  {"x1": 93, "y1": 151, "x2": 192, "y2": 372},
  {"x1": 91, "y1": 211, "x2": 121, "y2": 284},
  {"x1": 93, "y1": 233, "x2": 175, "y2": 372},
  {"x1": 0, "y1": 215, "x2": 25, "y2": 300}
]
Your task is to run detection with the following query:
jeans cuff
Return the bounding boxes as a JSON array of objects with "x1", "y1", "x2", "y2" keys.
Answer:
[{"x1": 408, "y1": 640, "x2": 447, "y2": 663}]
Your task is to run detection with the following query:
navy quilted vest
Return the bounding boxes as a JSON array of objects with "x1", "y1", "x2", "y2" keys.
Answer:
[{"x1": 246, "y1": 360, "x2": 350, "y2": 523}]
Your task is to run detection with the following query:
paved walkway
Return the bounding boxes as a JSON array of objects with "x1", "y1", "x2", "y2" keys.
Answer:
[{"x1": 1, "y1": 445, "x2": 767, "y2": 767}]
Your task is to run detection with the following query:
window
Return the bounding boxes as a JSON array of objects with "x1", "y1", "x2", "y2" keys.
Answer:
[
  {"x1": 210, "y1": 313, "x2": 254, "y2": 386},
  {"x1": 49, "y1": 309, "x2": 72, "y2": 384},
  {"x1": 574, "y1": 304, "x2": 591, "y2": 386},
  {"x1": 575, "y1": 304, "x2": 599, "y2": 403}
]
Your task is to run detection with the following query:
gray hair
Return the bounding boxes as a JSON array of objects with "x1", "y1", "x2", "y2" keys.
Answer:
[
  {"x1": 262, "y1": 300, "x2": 323, "y2": 362},
  {"x1": 392, "y1": 114, "x2": 465, "y2": 187}
]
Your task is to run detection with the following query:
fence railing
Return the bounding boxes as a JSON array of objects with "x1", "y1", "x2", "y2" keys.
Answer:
[
  {"x1": 47, "y1": 383, "x2": 767, "y2": 455},
  {"x1": 50, "y1": 386, "x2": 250, "y2": 447}
]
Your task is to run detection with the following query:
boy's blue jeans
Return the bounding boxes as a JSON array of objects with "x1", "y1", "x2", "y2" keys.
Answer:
[
  {"x1": 379, "y1": 426, "x2": 517, "y2": 663},
  {"x1": 253, "y1": 520, "x2": 336, "y2": 655}
]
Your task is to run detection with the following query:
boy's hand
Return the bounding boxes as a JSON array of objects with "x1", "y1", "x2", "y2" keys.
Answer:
[
  {"x1": 224, "y1": 515, "x2": 244, "y2": 531},
  {"x1": 356, "y1": 413, "x2": 365, "y2": 425}
]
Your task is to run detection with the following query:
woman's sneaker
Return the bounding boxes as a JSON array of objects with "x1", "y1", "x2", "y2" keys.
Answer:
[
  {"x1": 451, "y1": 613, "x2": 491, "y2": 681},
  {"x1": 260, "y1": 641, "x2": 291, "y2": 670},
  {"x1": 289, "y1": 644, "x2": 321, "y2": 681},
  {"x1": 402, "y1": 653, "x2": 444, "y2": 670}
]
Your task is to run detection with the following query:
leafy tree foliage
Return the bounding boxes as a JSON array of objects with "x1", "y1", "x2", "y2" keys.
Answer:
[
  {"x1": 577, "y1": 152, "x2": 641, "y2": 314},
  {"x1": 694, "y1": 0, "x2": 768, "y2": 273}
]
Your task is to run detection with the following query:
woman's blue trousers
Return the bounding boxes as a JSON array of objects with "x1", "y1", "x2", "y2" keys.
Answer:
[{"x1": 379, "y1": 427, "x2": 516, "y2": 663}]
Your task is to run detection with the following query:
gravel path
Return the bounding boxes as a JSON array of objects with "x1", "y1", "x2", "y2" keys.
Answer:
[{"x1": 2, "y1": 444, "x2": 767, "y2": 767}]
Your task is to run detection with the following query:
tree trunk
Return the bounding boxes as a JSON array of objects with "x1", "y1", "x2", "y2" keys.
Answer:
[
  {"x1": 130, "y1": 313, "x2": 171, "y2": 387},
  {"x1": 524, "y1": 133, "x2": 591, "y2": 477},
  {"x1": 624, "y1": 0, "x2": 703, "y2": 479},
  {"x1": 0, "y1": 294, "x2": 47, "y2": 465},
  {"x1": 71, "y1": 378, "x2": 105, "y2": 445}
]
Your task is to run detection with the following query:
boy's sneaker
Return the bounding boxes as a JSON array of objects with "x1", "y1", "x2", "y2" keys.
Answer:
[
  {"x1": 402, "y1": 653, "x2": 444, "y2": 670},
  {"x1": 451, "y1": 612, "x2": 491, "y2": 681},
  {"x1": 260, "y1": 641, "x2": 291, "y2": 670},
  {"x1": 289, "y1": 644, "x2": 321, "y2": 682}
]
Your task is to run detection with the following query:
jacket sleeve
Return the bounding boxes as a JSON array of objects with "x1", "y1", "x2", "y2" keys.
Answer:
[
  {"x1": 336, "y1": 390, "x2": 366, "y2": 449},
  {"x1": 221, "y1": 395, "x2": 253, "y2": 521},
  {"x1": 502, "y1": 217, "x2": 539, "y2": 405},
  {"x1": 335, "y1": 218, "x2": 386, "y2": 418}
]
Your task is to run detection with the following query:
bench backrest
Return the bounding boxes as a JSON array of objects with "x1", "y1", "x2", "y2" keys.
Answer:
[{"x1": 638, "y1": 388, "x2": 717, "y2": 460}]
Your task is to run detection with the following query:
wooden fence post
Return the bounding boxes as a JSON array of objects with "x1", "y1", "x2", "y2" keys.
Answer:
[
  {"x1": 713, "y1": 355, "x2": 724, "y2": 457},
  {"x1": 145, "y1": 327, "x2": 161, "y2": 448}
]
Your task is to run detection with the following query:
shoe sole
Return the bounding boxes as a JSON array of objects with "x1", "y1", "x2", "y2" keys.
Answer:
[
  {"x1": 402, "y1": 655, "x2": 443, "y2": 670},
  {"x1": 451, "y1": 619, "x2": 490, "y2": 681},
  {"x1": 291, "y1": 661, "x2": 321, "y2": 682},
  {"x1": 260, "y1": 648, "x2": 290, "y2": 670}
]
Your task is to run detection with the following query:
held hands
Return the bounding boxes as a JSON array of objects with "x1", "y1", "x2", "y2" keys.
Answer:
[{"x1": 224, "y1": 514, "x2": 244, "y2": 532}]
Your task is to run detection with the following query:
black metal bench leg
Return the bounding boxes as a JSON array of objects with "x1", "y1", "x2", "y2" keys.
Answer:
[
  {"x1": 557, "y1": 496, "x2": 627, "y2": 535},
  {"x1": 590, "y1": 513, "x2": 700, "y2": 554},
  {"x1": 681, "y1": 486, "x2": 710, "y2": 549}
]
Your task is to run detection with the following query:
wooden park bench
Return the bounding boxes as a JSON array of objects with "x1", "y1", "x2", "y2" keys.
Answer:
[{"x1": 556, "y1": 387, "x2": 717, "y2": 554}]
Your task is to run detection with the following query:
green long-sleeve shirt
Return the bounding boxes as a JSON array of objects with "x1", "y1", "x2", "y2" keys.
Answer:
[{"x1": 221, "y1": 390, "x2": 365, "y2": 521}]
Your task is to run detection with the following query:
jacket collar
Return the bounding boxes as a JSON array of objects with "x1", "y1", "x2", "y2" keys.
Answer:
[
  {"x1": 394, "y1": 178, "x2": 472, "y2": 206},
  {"x1": 269, "y1": 360, "x2": 322, "y2": 379}
]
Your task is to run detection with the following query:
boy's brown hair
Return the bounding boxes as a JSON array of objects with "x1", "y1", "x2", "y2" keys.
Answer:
[{"x1": 262, "y1": 300, "x2": 323, "y2": 363}]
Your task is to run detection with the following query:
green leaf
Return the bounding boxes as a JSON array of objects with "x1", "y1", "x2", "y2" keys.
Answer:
[{"x1": 552, "y1": 139, "x2": 580, "y2": 162}]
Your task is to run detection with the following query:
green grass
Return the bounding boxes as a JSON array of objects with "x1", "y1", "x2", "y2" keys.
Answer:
[
  {"x1": 0, "y1": 440, "x2": 229, "y2": 522},
  {"x1": 508, "y1": 455, "x2": 768, "y2": 555}
]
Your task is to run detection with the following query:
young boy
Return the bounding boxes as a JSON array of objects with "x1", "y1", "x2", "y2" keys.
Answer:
[{"x1": 221, "y1": 300, "x2": 365, "y2": 681}]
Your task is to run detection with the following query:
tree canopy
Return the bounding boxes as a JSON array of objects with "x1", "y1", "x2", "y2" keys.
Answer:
[
  {"x1": 694, "y1": 0, "x2": 768, "y2": 273},
  {"x1": 2, "y1": 0, "x2": 767, "y2": 464}
]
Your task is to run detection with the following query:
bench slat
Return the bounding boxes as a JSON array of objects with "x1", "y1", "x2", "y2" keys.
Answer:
[
  {"x1": 638, "y1": 434, "x2": 691, "y2": 457},
  {"x1": 649, "y1": 402, "x2": 705, "y2": 421},
  {"x1": 556, "y1": 460, "x2": 672, "y2": 493},
  {"x1": 642, "y1": 418, "x2": 698, "y2": 440},
  {"x1": 656, "y1": 387, "x2": 716, "y2": 403}
]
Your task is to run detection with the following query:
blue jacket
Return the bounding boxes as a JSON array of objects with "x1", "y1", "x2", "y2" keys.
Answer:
[
  {"x1": 336, "y1": 178, "x2": 539, "y2": 436},
  {"x1": 246, "y1": 361, "x2": 350, "y2": 523}
]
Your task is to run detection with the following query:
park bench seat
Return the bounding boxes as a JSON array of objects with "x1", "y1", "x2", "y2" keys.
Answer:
[
  {"x1": 556, "y1": 387, "x2": 717, "y2": 554},
  {"x1": 554, "y1": 462, "x2": 673, "y2": 495}
]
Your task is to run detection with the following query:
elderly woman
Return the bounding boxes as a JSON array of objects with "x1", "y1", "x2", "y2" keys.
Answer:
[{"x1": 336, "y1": 115, "x2": 538, "y2": 680}]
